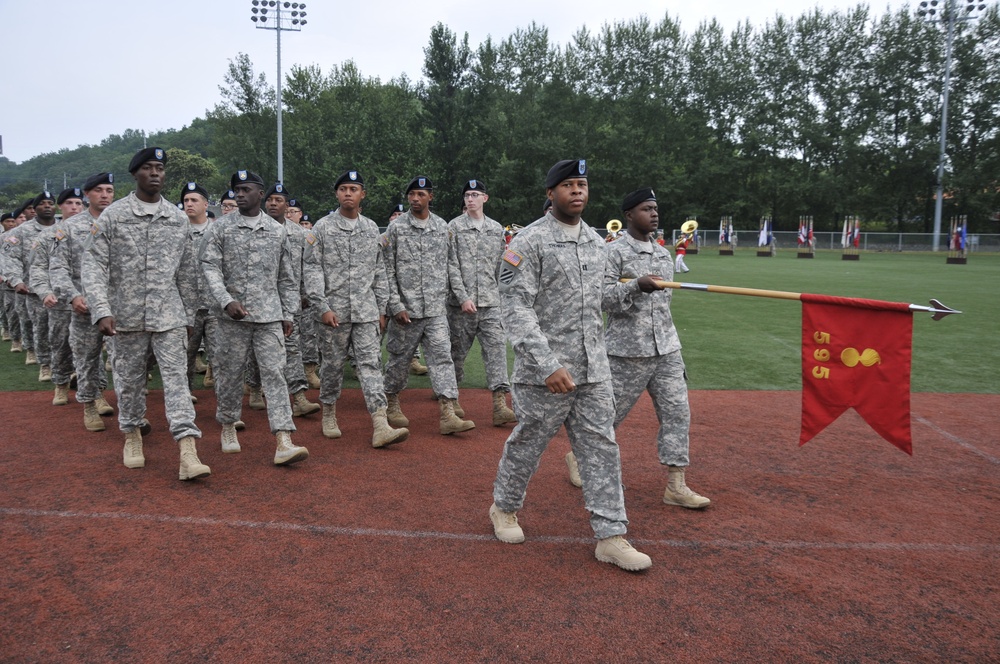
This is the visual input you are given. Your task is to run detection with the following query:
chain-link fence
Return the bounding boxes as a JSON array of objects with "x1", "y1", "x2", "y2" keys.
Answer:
[{"x1": 677, "y1": 231, "x2": 1000, "y2": 253}]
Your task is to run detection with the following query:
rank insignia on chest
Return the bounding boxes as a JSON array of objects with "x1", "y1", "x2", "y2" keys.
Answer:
[{"x1": 502, "y1": 249, "x2": 522, "y2": 267}]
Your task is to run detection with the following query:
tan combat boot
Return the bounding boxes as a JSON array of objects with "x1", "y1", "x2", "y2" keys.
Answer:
[
  {"x1": 52, "y1": 383, "x2": 69, "y2": 406},
  {"x1": 439, "y1": 397, "x2": 475, "y2": 435},
  {"x1": 663, "y1": 466, "x2": 711, "y2": 509},
  {"x1": 248, "y1": 386, "x2": 266, "y2": 410},
  {"x1": 595, "y1": 536, "x2": 652, "y2": 571},
  {"x1": 194, "y1": 354, "x2": 209, "y2": 374},
  {"x1": 292, "y1": 389, "x2": 320, "y2": 417},
  {"x1": 386, "y1": 393, "x2": 409, "y2": 427},
  {"x1": 322, "y1": 402, "x2": 341, "y2": 439},
  {"x1": 409, "y1": 357, "x2": 428, "y2": 375},
  {"x1": 492, "y1": 390, "x2": 516, "y2": 426},
  {"x1": 489, "y1": 503, "x2": 525, "y2": 544},
  {"x1": 38, "y1": 365, "x2": 52, "y2": 382},
  {"x1": 178, "y1": 436, "x2": 211, "y2": 480},
  {"x1": 25, "y1": 350, "x2": 37, "y2": 365},
  {"x1": 95, "y1": 394, "x2": 114, "y2": 416},
  {"x1": 274, "y1": 430, "x2": 309, "y2": 465},
  {"x1": 234, "y1": 420, "x2": 245, "y2": 431},
  {"x1": 123, "y1": 429, "x2": 145, "y2": 469},
  {"x1": 83, "y1": 402, "x2": 105, "y2": 432},
  {"x1": 304, "y1": 362, "x2": 321, "y2": 390},
  {"x1": 453, "y1": 399, "x2": 465, "y2": 418},
  {"x1": 371, "y1": 407, "x2": 409, "y2": 448},
  {"x1": 221, "y1": 423, "x2": 241, "y2": 453},
  {"x1": 565, "y1": 451, "x2": 583, "y2": 488},
  {"x1": 1, "y1": 328, "x2": 9, "y2": 341},
  {"x1": 202, "y1": 364, "x2": 214, "y2": 388},
  {"x1": 10, "y1": 339, "x2": 23, "y2": 352}
]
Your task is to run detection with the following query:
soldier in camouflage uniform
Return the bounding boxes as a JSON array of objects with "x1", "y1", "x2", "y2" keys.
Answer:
[
  {"x1": 584, "y1": 187, "x2": 709, "y2": 509},
  {"x1": 48, "y1": 172, "x2": 116, "y2": 432},
  {"x1": 382, "y1": 175, "x2": 475, "y2": 435},
  {"x1": 3, "y1": 192, "x2": 59, "y2": 370},
  {"x1": 288, "y1": 198, "x2": 321, "y2": 390},
  {"x1": 242, "y1": 183, "x2": 320, "y2": 418},
  {"x1": 489, "y1": 159, "x2": 651, "y2": 572},
  {"x1": 446, "y1": 179, "x2": 516, "y2": 427},
  {"x1": 200, "y1": 170, "x2": 309, "y2": 466},
  {"x1": 1, "y1": 212, "x2": 23, "y2": 350},
  {"x1": 180, "y1": 182, "x2": 214, "y2": 401},
  {"x1": 82, "y1": 147, "x2": 210, "y2": 481},
  {"x1": 29, "y1": 188, "x2": 83, "y2": 402},
  {"x1": 304, "y1": 169, "x2": 409, "y2": 448}
]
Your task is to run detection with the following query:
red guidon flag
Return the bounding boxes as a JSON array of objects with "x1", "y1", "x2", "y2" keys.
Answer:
[{"x1": 800, "y1": 293, "x2": 914, "y2": 454}]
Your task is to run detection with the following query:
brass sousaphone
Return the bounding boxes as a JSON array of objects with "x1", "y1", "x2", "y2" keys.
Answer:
[
  {"x1": 681, "y1": 219, "x2": 699, "y2": 235},
  {"x1": 606, "y1": 219, "x2": 622, "y2": 234}
]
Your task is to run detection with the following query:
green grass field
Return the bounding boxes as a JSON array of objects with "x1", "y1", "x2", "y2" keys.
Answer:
[{"x1": 2, "y1": 249, "x2": 996, "y2": 394}]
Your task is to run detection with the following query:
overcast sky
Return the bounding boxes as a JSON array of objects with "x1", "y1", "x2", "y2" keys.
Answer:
[{"x1": 1, "y1": 0, "x2": 911, "y2": 164}]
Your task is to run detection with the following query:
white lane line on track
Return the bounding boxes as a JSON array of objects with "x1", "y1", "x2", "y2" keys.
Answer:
[
  {"x1": 2, "y1": 507, "x2": 997, "y2": 553},
  {"x1": 914, "y1": 415, "x2": 1000, "y2": 464}
]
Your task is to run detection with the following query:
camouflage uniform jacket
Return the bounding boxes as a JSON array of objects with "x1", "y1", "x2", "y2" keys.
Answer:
[
  {"x1": 82, "y1": 192, "x2": 199, "y2": 332},
  {"x1": 383, "y1": 210, "x2": 450, "y2": 318},
  {"x1": 498, "y1": 212, "x2": 610, "y2": 386},
  {"x1": 0, "y1": 228, "x2": 16, "y2": 289},
  {"x1": 279, "y1": 217, "x2": 308, "y2": 300},
  {"x1": 28, "y1": 223, "x2": 72, "y2": 311},
  {"x1": 188, "y1": 220, "x2": 212, "y2": 310},
  {"x1": 446, "y1": 212, "x2": 505, "y2": 308},
  {"x1": 303, "y1": 209, "x2": 388, "y2": 324},
  {"x1": 200, "y1": 211, "x2": 298, "y2": 324},
  {"x1": 602, "y1": 232, "x2": 681, "y2": 358},
  {"x1": 1, "y1": 219, "x2": 51, "y2": 290},
  {"x1": 49, "y1": 210, "x2": 99, "y2": 304}
]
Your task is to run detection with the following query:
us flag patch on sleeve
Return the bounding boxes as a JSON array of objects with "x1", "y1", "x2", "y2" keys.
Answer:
[
  {"x1": 502, "y1": 249, "x2": 522, "y2": 267},
  {"x1": 305, "y1": 233, "x2": 317, "y2": 246},
  {"x1": 90, "y1": 222, "x2": 101, "y2": 236}
]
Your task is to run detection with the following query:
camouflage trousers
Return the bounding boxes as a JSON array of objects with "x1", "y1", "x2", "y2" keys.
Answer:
[
  {"x1": 15, "y1": 292, "x2": 34, "y2": 351},
  {"x1": 70, "y1": 310, "x2": 108, "y2": 403},
  {"x1": 493, "y1": 380, "x2": 628, "y2": 540},
  {"x1": 186, "y1": 309, "x2": 217, "y2": 389},
  {"x1": 2, "y1": 289, "x2": 20, "y2": 341},
  {"x1": 26, "y1": 295, "x2": 50, "y2": 365},
  {"x1": 47, "y1": 309, "x2": 74, "y2": 385},
  {"x1": 215, "y1": 317, "x2": 294, "y2": 433},
  {"x1": 447, "y1": 304, "x2": 510, "y2": 393},
  {"x1": 610, "y1": 353, "x2": 691, "y2": 467},
  {"x1": 299, "y1": 308, "x2": 319, "y2": 365},
  {"x1": 113, "y1": 328, "x2": 200, "y2": 441},
  {"x1": 384, "y1": 315, "x2": 458, "y2": 399},
  {"x1": 318, "y1": 320, "x2": 386, "y2": 413},
  {"x1": 246, "y1": 317, "x2": 307, "y2": 395}
]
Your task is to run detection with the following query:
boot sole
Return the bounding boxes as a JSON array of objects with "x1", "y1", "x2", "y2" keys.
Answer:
[
  {"x1": 322, "y1": 430, "x2": 343, "y2": 439},
  {"x1": 275, "y1": 450, "x2": 309, "y2": 466},
  {"x1": 441, "y1": 422, "x2": 476, "y2": 435},
  {"x1": 595, "y1": 553, "x2": 652, "y2": 571},
  {"x1": 124, "y1": 460, "x2": 145, "y2": 469},
  {"x1": 180, "y1": 468, "x2": 211, "y2": 480},
  {"x1": 663, "y1": 496, "x2": 711, "y2": 509},
  {"x1": 86, "y1": 424, "x2": 106, "y2": 432},
  {"x1": 222, "y1": 447, "x2": 241, "y2": 454}
]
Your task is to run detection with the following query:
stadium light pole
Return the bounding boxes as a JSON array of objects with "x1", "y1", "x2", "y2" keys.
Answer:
[
  {"x1": 916, "y1": 0, "x2": 986, "y2": 251},
  {"x1": 250, "y1": 0, "x2": 308, "y2": 183}
]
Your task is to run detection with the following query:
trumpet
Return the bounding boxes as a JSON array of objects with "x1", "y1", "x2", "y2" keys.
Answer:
[{"x1": 606, "y1": 219, "x2": 622, "y2": 234}]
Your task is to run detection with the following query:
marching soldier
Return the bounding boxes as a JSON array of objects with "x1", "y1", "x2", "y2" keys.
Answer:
[
  {"x1": 489, "y1": 158, "x2": 651, "y2": 572},
  {"x1": 288, "y1": 197, "x2": 321, "y2": 389},
  {"x1": 445, "y1": 179, "x2": 515, "y2": 426},
  {"x1": 1, "y1": 212, "x2": 23, "y2": 351},
  {"x1": 180, "y1": 181, "x2": 214, "y2": 400},
  {"x1": 382, "y1": 175, "x2": 474, "y2": 435},
  {"x1": 200, "y1": 170, "x2": 309, "y2": 465},
  {"x1": 567, "y1": 188, "x2": 710, "y2": 509},
  {"x1": 303, "y1": 169, "x2": 409, "y2": 447},
  {"x1": 48, "y1": 173, "x2": 117, "y2": 431},
  {"x1": 82, "y1": 147, "x2": 210, "y2": 480}
]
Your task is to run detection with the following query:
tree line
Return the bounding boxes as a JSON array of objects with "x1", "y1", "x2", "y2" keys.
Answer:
[{"x1": 2, "y1": 5, "x2": 998, "y2": 233}]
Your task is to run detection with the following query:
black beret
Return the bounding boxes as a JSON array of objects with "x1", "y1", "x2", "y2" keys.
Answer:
[
  {"x1": 181, "y1": 182, "x2": 210, "y2": 200},
  {"x1": 462, "y1": 179, "x2": 487, "y2": 195},
  {"x1": 1, "y1": 213, "x2": 13, "y2": 223},
  {"x1": 230, "y1": 170, "x2": 265, "y2": 190},
  {"x1": 177, "y1": 201, "x2": 184, "y2": 210},
  {"x1": 207, "y1": 210, "x2": 216, "y2": 219},
  {"x1": 621, "y1": 187, "x2": 656, "y2": 212},
  {"x1": 302, "y1": 214, "x2": 311, "y2": 222},
  {"x1": 21, "y1": 198, "x2": 36, "y2": 209},
  {"x1": 83, "y1": 172, "x2": 114, "y2": 191},
  {"x1": 287, "y1": 198, "x2": 302, "y2": 210},
  {"x1": 545, "y1": 159, "x2": 588, "y2": 188},
  {"x1": 57, "y1": 188, "x2": 84, "y2": 205},
  {"x1": 334, "y1": 170, "x2": 364, "y2": 189},
  {"x1": 391, "y1": 203, "x2": 404, "y2": 214},
  {"x1": 405, "y1": 175, "x2": 433, "y2": 193},
  {"x1": 33, "y1": 191, "x2": 55, "y2": 207},
  {"x1": 128, "y1": 147, "x2": 167, "y2": 174},
  {"x1": 12, "y1": 204, "x2": 25, "y2": 218},
  {"x1": 265, "y1": 182, "x2": 291, "y2": 200},
  {"x1": 542, "y1": 198, "x2": 552, "y2": 213},
  {"x1": 221, "y1": 189, "x2": 237, "y2": 203}
]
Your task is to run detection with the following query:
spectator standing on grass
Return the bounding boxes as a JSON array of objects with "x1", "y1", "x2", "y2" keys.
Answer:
[
  {"x1": 488, "y1": 158, "x2": 652, "y2": 572},
  {"x1": 82, "y1": 147, "x2": 210, "y2": 480},
  {"x1": 566, "y1": 187, "x2": 710, "y2": 509}
]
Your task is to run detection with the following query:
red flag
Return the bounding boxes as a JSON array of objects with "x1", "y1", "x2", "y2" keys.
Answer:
[{"x1": 800, "y1": 293, "x2": 913, "y2": 454}]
